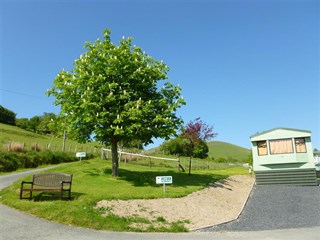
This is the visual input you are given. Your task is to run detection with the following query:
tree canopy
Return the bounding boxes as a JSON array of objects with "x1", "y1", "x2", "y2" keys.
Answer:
[
  {"x1": 161, "y1": 118, "x2": 217, "y2": 173},
  {"x1": 0, "y1": 105, "x2": 16, "y2": 125},
  {"x1": 47, "y1": 29, "x2": 185, "y2": 176}
]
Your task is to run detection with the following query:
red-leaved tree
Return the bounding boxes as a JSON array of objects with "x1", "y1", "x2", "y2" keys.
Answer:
[{"x1": 182, "y1": 117, "x2": 217, "y2": 174}]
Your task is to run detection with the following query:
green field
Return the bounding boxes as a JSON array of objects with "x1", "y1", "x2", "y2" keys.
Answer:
[
  {"x1": 207, "y1": 141, "x2": 251, "y2": 161},
  {"x1": 0, "y1": 158, "x2": 248, "y2": 232}
]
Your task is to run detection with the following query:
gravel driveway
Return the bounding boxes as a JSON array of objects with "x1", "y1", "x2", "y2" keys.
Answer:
[{"x1": 203, "y1": 184, "x2": 320, "y2": 232}]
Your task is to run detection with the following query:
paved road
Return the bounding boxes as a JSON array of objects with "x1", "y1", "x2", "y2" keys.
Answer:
[{"x1": 1, "y1": 169, "x2": 320, "y2": 240}]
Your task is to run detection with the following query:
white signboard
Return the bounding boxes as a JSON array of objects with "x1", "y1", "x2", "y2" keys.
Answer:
[
  {"x1": 156, "y1": 176, "x2": 173, "y2": 184},
  {"x1": 76, "y1": 152, "x2": 86, "y2": 158}
]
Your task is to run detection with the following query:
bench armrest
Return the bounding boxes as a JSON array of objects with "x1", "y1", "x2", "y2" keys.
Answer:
[
  {"x1": 61, "y1": 181, "x2": 72, "y2": 189},
  {"x1": 21, "y1": 181, "x2": 33, "y2": 187},
  {"x1": 20, "y1": 181, "x2": 34, "y2": 199}
]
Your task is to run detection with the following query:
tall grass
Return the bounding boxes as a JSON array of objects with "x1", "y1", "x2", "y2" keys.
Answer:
[{"x1": 0, "y1": 123, "x2": 102, "y2": 153}]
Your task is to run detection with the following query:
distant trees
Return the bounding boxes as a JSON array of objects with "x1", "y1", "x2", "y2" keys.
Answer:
[
  {"x1": 0, "y1": 105, "x2": 16, "y2": 125},
  {"x1": 16, "y1": 113, "x2": 58, "y2": 135},
  {"x1": 161, "y1": 117, "x2": 217, "y2": 174},
  {"x1": 0, "y1": 105, "x2": 62, "y2": 136}
]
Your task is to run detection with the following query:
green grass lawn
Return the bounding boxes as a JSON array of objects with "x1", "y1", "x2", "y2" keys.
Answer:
[{"x1": 0, "y1": 158, "x2": 248, "y2": 232}]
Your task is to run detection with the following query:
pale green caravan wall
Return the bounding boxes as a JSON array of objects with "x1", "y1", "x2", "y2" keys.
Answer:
[{"x1": 250, "y1": 128, "x2": 315, "y2": 172}]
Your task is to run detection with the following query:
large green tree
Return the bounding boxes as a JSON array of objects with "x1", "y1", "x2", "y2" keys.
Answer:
[{"x1": 48, "y1": 29, "x2": 185, "y2": 176}]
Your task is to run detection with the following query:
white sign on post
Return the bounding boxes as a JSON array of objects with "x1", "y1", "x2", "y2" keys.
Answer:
[
  {"x1": 76, "y1": 152, "x2": 86, "y2": 161},
  {"x1": 156, "y1": 176, "x2": 172, "y2": 193}
]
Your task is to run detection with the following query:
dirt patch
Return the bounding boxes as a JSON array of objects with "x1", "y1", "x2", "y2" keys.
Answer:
[{"x1": 95, "y1": 174, "x2": 254, "y2": 230}]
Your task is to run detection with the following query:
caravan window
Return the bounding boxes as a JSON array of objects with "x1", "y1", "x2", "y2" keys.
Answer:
[
  {"x1": 269, "y1": 139, "x2": 293, "y2": 154},
  {"x1": 295, "y1": 138, "x2": 307, "y2": 153},
  {"x1": 257, "y1": 141, "x2": 268, "y2": 155}
]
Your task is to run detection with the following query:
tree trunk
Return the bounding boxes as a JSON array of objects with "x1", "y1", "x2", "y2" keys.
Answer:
[{"x1": 111, "y1": 137, "x2": 119, "y2": 177}]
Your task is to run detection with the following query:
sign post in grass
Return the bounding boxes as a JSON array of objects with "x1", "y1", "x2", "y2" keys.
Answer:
[
  {"x1": 156, "y1": 176, "x2": 173, "y2": 193},
  {"x1": 76, "y1": 152, "x2": 86, "y2": 161}
]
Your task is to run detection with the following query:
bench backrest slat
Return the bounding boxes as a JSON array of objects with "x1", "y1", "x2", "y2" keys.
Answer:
[{"x1": 33, "y1": 173, "x2": 72, "y2": 187}]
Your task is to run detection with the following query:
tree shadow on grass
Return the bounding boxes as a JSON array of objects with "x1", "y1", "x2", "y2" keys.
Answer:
[
  {"x1": 32, "y1": 191, "x2": 85, "y2": 202},
  {"x1": 117, "y1": 168, "x2": 226, "y2": 188}
]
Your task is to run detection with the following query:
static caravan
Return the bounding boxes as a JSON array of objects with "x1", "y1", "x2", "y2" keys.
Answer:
[{"x1": 250, "y1": 128, "x2": 317, "y2": 185}]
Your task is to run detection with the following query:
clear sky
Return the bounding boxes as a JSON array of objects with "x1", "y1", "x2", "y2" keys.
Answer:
[{"x1": 0, "y1": 0, "x2": 319, "y2": 150}]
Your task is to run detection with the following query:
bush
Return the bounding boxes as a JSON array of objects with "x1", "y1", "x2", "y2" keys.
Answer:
[
  {"x1": 0, "y1": 150, "x2": 79, "y2": 173},
  {"x1": 0, "y1": 152, "x2": 19, "y2": 172},
  {"x1": 24, "y1": 151, "x2": 42, "y2": 168}
]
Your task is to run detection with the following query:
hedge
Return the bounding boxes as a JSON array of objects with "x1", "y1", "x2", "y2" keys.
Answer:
[{"x1": 0, "y1": 150, "x2": 94, "y2": 172}]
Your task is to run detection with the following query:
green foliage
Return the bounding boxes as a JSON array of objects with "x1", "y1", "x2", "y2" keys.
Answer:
[
  {"x1": 245, "y1": 152, "x2": 253, "y2": 165},
  {"x1": 47, "y1": 28, "x2": 185, "y2": 176},
  {"x1": 0, "y1": 151, "x2": 80, "y2": 172},
  {"x1": 161, "y1": 118, "x2": 215, "y2": 161},
  {"x1": 160, "y1": 137, "x2": 187, "y2": 156},
  {"x1": 0, "y1": 105, "x2": 16, "y2": 125},
  {"x1": 0, "y1": 152, "x2": 19, "y2": 172},
  {"x1": 28, "y1": 115, "x2": 41, "y2": 132},
  {"x1": 15, "y1": 118, "x2": 29, "y2": 129},
  {"x1": 193, "y1": 139, "x2": 209, "y2": 159},
  {"x1": 161, "y1": 137, "x2": 209, "y2": 159},
  {"x1": 16, "y1": 113, "x2": 59, "y2": 135}
]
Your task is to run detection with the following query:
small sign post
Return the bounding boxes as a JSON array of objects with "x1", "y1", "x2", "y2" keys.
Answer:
[
  {"x1": 76, "y1": 152, "x2": 86, "y2": 161},
  {"x1": 156, "y1": 176, "x2": 172, "y2": 193}
]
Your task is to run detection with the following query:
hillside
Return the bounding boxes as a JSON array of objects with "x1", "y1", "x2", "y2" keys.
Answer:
[
  {"x1": 0, "y1": 123, "x2": 251, "y2": 161},
  {"x1": 207, "y1": 141, "x2": 250, "y2": 161},
  {"x1": 0, "y1": 123, "x2": 101, "y2": 152},
  {"x1": 149, "y1": 140, "x2": 250, "y2": 162}
]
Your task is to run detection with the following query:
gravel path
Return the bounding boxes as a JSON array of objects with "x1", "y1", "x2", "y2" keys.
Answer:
[
  {"x1": 96, "y1": 175, "x2": 254, "y2": 230},
  {"x1": 203, "y1": 185, "x2": 320, "y2": 232}
]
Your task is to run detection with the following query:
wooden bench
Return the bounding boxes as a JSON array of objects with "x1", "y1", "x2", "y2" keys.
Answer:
[{"x1": 20, "y1": 173, "x2": 73, "y2": 200}]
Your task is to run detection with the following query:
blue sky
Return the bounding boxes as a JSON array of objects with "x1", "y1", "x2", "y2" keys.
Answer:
[{"x1": 0, "y1": 0, "x2": 319, "y2": 149}]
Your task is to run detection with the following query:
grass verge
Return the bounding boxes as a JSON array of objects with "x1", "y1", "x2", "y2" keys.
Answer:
[{"x1": 0, "y1": 158, "x2": 248, "y2": 232}]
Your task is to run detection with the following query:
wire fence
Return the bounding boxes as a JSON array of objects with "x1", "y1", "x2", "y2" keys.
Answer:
[
  {"x1": 101, "y1": 148, "x2": 182, "y2": 171},
  {"x1": 101, "y1": 148, "x2": 242, "y2": 172},
  {"x1": 3, "y1": 142, "x2": 100, "y2": 154}
]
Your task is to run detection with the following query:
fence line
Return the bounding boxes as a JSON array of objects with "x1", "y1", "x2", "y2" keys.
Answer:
[
  {"x1": 102, "y1": 148, "x2": 178, "y2": 161},
  {"x1": 101, "y1": 148, "x2": 183, "y2": 171},
  {"x1": 4, "y1": 142, "x2": 99, "y2": 154}
]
